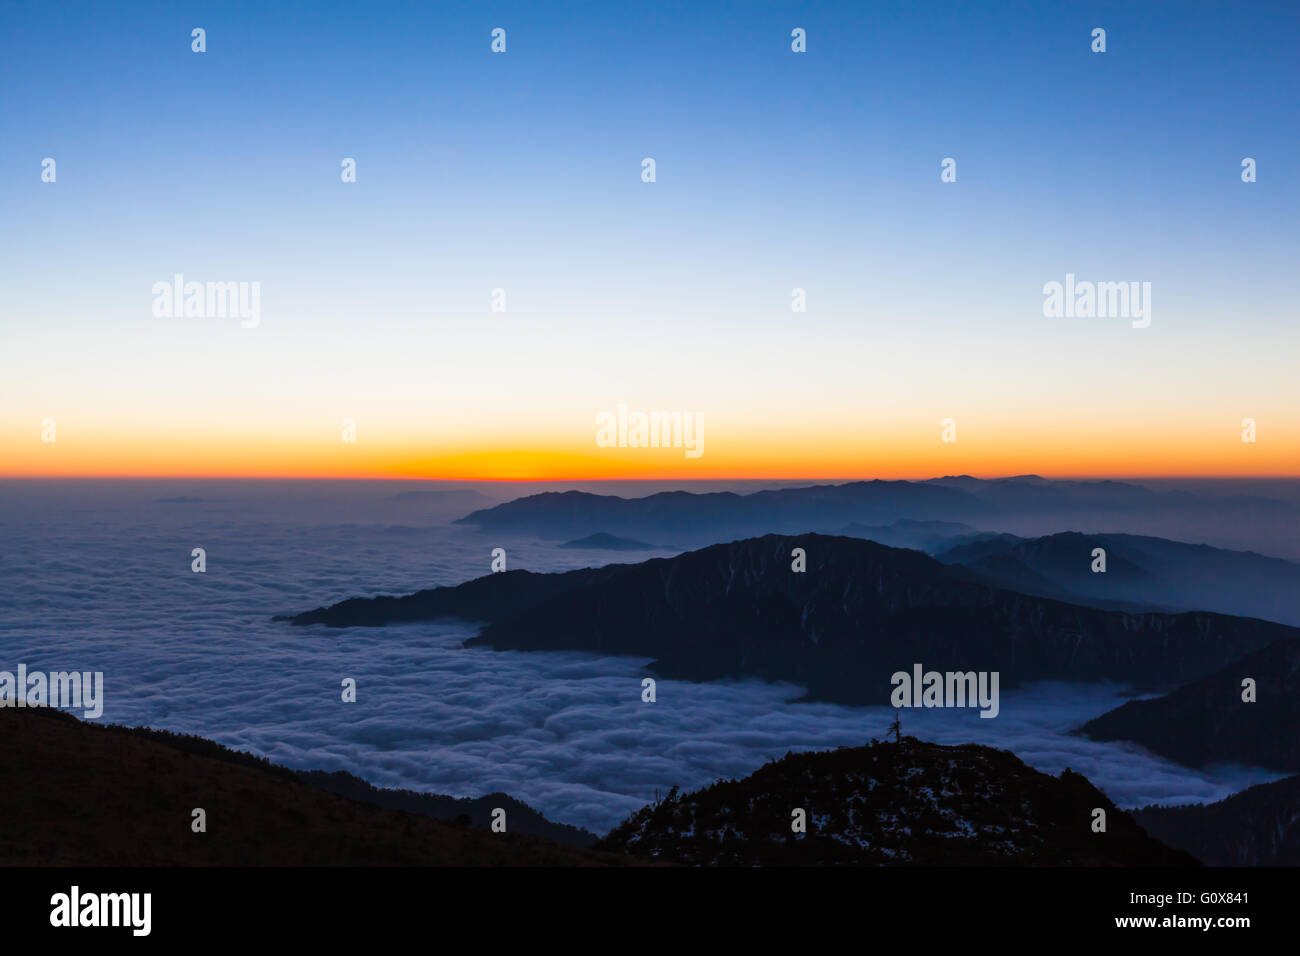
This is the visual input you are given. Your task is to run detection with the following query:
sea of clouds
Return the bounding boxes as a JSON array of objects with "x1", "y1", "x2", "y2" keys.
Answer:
[{"x1": 0, "y1": 480, "x2": 1284, "y2": 834}]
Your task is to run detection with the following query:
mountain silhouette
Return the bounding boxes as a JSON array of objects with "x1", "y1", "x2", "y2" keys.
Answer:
[
  {"x1": 598, "y1": 737, "x2": 1199, "y2": 865},
  {"x1": 280, "y1": 533, "x2": 1300, "y2": 705},
  {"x1": 558, "y1": 532, "x2": 659, "y2": 551},
  {"x1": 1132, "y1": 774, "x2": 1300, "y2": 866},
  {"x1": 295, "y1": 769, "x2": 597, "y2": 846},
  {"x1": 1079, "y1": 639, "x2": 1300, "y2": 773},
  {"x1": 0, "y1": 707, "x2": 614, "y2": 866}
]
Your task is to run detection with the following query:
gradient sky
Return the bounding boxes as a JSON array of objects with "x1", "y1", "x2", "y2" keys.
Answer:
[{"x1": 2, "y1": 0, "x2": 1297, "y2": 479}]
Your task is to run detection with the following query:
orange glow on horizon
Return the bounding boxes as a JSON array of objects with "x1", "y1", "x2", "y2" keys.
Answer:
[
  {"x1": 4, "y1": 410, "x2": 1297, "y2": 481},
  {"x1": 5, "y1": 440, "x2": 1297, "y2": 482}
]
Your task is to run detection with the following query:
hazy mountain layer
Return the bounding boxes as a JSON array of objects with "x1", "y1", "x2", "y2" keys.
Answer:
[
  {"x1": 453, "y1": 476, "x2": 1299, "y2": 555},
  {"x1": 937, "y1": 531, "x2": 1300, "y2": 625}
]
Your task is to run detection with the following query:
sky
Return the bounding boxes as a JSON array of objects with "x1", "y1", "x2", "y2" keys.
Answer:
[{"x1": 2, "y1": 0, "x2": 1297, "y2": 479}]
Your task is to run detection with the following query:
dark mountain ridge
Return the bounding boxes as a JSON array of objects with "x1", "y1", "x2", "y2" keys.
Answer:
[
  {"x1": 1079, "y1": 639, "x2": 1300, "y2": 773},
  {"x1": 280, "y1": 533, "x2": 1300, "y2": 705},
  {"x1": 295, "y1": 769, "x2": 597, "y2": 846}
]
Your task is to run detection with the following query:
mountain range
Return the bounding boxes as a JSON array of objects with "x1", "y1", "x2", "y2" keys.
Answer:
[
  {"x1": 453, "y1": 476, "x2": 1300, "y2": 558},
  {"x1": 280, "y1": 533, "x2": 1300, "y2": 705}
]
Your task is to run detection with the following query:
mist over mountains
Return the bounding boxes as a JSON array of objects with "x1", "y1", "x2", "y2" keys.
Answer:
[
  {"x1": 840, "y1": 518, "x2": 989, "y2": 553},
  {"x1": 935, "y1": 531, "x2": 1300, "y2": 625},
  {"x1": 12, "y1": 476, "x2": 1292, "y2": 866},
  {"x1": 271, "y1": 474, "x2": 1300, "y2": 842}
]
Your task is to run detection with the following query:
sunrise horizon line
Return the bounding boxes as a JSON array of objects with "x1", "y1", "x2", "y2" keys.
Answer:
[{"x1": 4, "y1": 471, "x2": 1297, "y2": 483}]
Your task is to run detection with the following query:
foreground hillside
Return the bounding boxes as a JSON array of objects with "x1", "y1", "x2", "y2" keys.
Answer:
[
  {"x1": 0, "y1": 708, "x2": 614, "y2": 866},
  {"x1": 598, "y1": 738, "x2": 1200, "y2": 866},
  {"x1": 282, "y1": 533, "x2": 1300, "y2": 705},
  {"x1": 1133, "y1": 774, "x2": 1300, "y2": 866},
  {"x1": 295, "y1": 769, "x2": 597, "y2": 846},
  {"x1": 1, "y1": 707, "x2": 1204, "y2": 867}
]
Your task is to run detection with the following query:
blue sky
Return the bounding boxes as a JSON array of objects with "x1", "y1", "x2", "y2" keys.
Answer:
[{"x1": 2, "y1": 0, "x2": 1297, "y2": 477}]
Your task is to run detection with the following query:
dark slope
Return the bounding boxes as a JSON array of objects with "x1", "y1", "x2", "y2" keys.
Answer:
[
  {"x1": 280, "y1": 533, "x2": 1300, "y2": 705},
  {"x1": 597, "y1": 737, "x2": 1199, "y2": 866},
  {"x1": 1132, "y1": 774, "x2": 1300, "y2": 866},
  {"x1": 0, "y1": 707, "x2": 614, "y2": 865},
  {"x1": 1079, "y1": 639, "x2": 1300, "y2": 773},
  {"x1": 295, "y1": 769, "x2": 597, "y2": 846},
  {"x1": 937, "y1": 530, "x2": 1300, "y2": 625}
]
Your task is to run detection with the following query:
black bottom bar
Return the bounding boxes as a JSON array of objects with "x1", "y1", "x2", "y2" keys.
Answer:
[{"x1": 1, "y1": 865, "x2": 1277, "y2": 942}]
